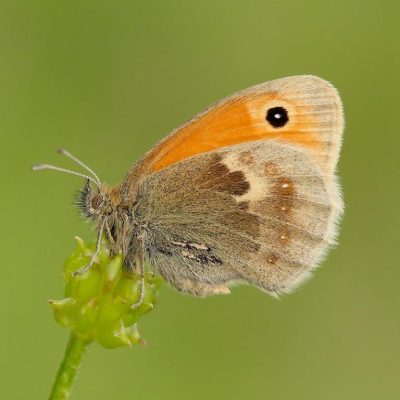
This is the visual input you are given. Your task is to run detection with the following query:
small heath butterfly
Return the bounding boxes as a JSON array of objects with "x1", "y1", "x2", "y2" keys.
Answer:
[{"x1": 34, "y1": 75, "x2": 344, "y2": 304}]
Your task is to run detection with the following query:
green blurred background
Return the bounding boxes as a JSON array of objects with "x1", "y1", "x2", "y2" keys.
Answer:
[{"x1": 1, "y1": 1, "x2": 399, "y2": 399}]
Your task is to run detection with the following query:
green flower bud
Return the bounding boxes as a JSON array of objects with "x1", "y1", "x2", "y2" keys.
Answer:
[{"x1": 49, "y1": 237, "x2": 162, "y2": 349}]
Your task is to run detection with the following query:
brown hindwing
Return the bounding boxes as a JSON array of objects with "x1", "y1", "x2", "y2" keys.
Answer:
[{"x1": 131, "y1": 140, "x2": 343, "y2": 297}]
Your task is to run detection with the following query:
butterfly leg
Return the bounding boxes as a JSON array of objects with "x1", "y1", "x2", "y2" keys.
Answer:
[
  {"x1": 73, "y1": 219, "x2": 105, "y2": 276},
  {"x1": 104, "y1": 219, "x2": 116, "y2": 249},
  {"x1": 132, "y1": 235, "x2": 145, "y2": 309}
]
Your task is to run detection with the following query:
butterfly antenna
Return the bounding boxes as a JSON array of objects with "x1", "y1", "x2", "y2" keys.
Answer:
[
  {"x1": 57, "y1": 148, "x2": 102, "y2": 187},
  {"x1": 32, "y1": 164, "x2": 101, "y2": 189}
]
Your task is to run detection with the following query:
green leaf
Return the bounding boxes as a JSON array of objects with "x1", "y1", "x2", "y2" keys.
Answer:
[{"x1": 50, "y1": 237, "x2": 162, "y2": 348}]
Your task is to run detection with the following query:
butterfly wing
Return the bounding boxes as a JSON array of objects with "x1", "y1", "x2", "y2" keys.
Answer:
[
  {"x1": 133, "y1": 140, "x2": 343, "y2": 296},
  {"x1": 121, "y1": 75, "x2": 343, "y2": 201}
]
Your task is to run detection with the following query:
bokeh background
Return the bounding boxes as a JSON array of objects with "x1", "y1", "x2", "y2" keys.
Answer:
[{"x1": 1, "y1": 1, "x2": 399, "y2": 399}]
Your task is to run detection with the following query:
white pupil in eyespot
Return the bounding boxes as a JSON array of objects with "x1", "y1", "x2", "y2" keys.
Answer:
[{"x1": 274, "y1": 113, "x2": 281, "y2": 119}]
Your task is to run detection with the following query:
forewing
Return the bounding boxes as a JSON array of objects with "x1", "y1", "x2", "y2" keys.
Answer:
[
  {"x1": 133, "y1": 140, "x2": 343, "y2": 296},
  {"x1": 121, "y1": 75, "x2": 343, "y2": 202}
]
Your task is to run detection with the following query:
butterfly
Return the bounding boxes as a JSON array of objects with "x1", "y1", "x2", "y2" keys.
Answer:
[{"x1": 34, "y1": 75, "x2": 344, "y2": 305}]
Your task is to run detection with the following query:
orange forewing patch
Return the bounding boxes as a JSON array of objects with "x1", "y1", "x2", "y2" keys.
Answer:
[{"x1": 148, "y1": 92, "x2": 321, "y2": 173}]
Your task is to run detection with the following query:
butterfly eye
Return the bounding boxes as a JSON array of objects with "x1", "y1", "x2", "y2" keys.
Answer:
[
  {"x1": 266, "y1": 106, "x2": 289, "y2": 128},
  {"x1": 91, "y1": 194, "x2": 103, "y2": 210}
]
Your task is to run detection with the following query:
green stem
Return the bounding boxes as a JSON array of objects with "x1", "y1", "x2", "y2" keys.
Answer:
[{"x1": 48, "y1": 333, "x2": 88, "y2": 400}]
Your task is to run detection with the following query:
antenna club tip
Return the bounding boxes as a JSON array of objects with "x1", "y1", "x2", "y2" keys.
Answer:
[
  {"x1": 32, "y1": 164, "x2": 44, "y2": 171},
  {"x1": 56, "y1": 147, "x2": 66, "y2": 154}
]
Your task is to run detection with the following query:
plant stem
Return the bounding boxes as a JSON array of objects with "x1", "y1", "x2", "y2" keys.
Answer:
[{"x1": 48, "y1": 333, "x2": 88, "y2": 400}]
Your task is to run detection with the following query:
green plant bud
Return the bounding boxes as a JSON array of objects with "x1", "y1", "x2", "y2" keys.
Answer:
[{"x1": 49, "y1": 237, "x2": 162, "y2": 348}]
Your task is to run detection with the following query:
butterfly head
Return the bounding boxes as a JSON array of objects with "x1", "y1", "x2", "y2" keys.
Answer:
[
  {"x1": 75, "y1": 178, "x2": 124, "y2": 222},
  {"x1": 76, "y1": 178, "x2": 105, "y2": 219},
  {"x1": 32, "y1": 148, "x2": 134, "y2": 256}
]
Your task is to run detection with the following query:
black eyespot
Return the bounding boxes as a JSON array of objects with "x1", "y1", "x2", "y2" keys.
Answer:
[{"x1": 266, "y1": 106, "x2": 289, "y2": 128}]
